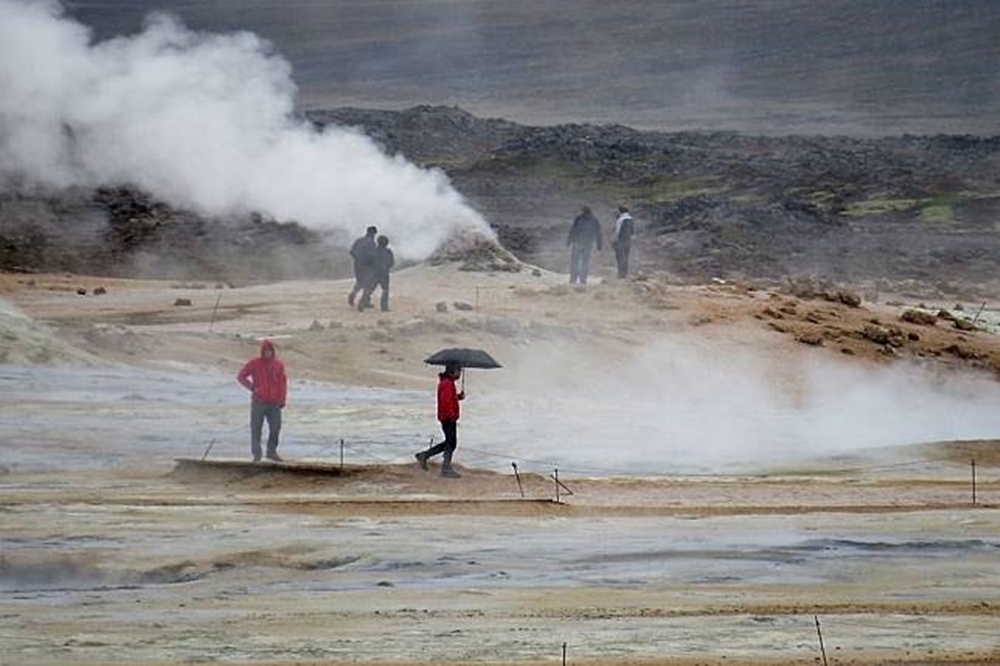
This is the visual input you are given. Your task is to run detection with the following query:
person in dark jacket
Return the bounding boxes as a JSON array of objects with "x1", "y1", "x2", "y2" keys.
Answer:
[
  {"x1": 567, "y1": 206, "x2": 602, "y2": 284},
  {"x1": 236, "y1": 339, "x2": 288, "y2": 462},
  {"x1": 359, "y1": 234, "x2": 394, "y2": 312},
  {"x1": 414, "y1": 363, "x2": 465, "y2": 478},
  {"x1": 348, "y1": 226, "x2": 378, "y2": 307},
  {"x1": 611, "y1": 205, "x2": 635, "y2": 278}
]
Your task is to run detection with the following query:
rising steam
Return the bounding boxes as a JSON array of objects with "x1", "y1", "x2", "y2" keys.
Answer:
[
  {"x1": 0, "y1": 0, "x2": 492, "y2": 260},
  {"x1": 471, "y1": 337, "x2": 1000, "y2": 475}
]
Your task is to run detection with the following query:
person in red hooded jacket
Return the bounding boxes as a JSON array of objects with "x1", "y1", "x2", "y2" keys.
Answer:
[
  {"x1": 414, "y1": 362, "x2": 465, "y2": 478},
  {"x1": 237, "y1": 339, "x2": 288, "y2": 462}
]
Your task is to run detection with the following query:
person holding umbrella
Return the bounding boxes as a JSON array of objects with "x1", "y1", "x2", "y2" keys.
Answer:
[{"x1": 415, "y1": 362, "x2": 465, "y2": 478}]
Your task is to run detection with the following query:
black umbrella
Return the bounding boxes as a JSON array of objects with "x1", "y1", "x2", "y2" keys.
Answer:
[
  {"x1": 424, "y1": 348, "x2": 502, "y2": 391},
  {"x1": 424, "y1": 348, "x2": 502, "y2": 370}
]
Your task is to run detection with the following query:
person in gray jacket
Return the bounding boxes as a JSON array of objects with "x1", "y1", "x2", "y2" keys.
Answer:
[
  {"x1": 567, "y1": 206, "x2": 602, "y2": 284},
  {"x1": 359, "y1": 235, "x2": 394, "y2": 312},
  {"x1": 348, "y1": 226, "x2": 377, "y2": 307}
]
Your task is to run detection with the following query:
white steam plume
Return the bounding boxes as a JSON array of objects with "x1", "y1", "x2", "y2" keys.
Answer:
[
  {"x1": 470, "y1": 338, "x2": 1000, "y2": 475},
  {"x1": 0, "y1": 0, "x2": 492, "y2": 260}
]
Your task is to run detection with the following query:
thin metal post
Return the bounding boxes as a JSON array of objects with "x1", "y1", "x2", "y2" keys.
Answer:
[
  {"x1": 208, "y1": 293, "x2": 222, "y2": 332},
  {"x1": 549, "y1": 472, "x2": 575, "y2": 498},
  {"x1": 972, "y1": 301, "x2": 987, "y2": 326},
  {"x1": 340, "y1": 438, "x2": 344, "y2": 470},
  {"x1": 475, "y1": 286, "x2": 480, "y2": 311},
  {"x1": 814, "y1": 615, "x2": 828, "y2": 666},
  {"x1": 201, "y1": 438, "x2": 216, "y2": 461},
  {"x1": 512, "y1": 462, "x2": 524, "y2": 497},
  {"x1": 561, "y1": 641, "x2": 567, "y2": 666},
  {"x1": 972, "y1": 458, "x2": 977, "y2": 505}
]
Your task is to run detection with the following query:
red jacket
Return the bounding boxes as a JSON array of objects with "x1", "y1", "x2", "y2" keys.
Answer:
[
  {"x1": 437, "y1": 373, "x2": 461, "y2": 422},
  {"x1": 237, "y1": 340, "x2": 287, "y2": 406}
]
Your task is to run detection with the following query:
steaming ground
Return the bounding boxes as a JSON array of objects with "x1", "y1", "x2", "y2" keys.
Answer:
[
  {"x1": 4, "y1": 264, "x2": 1000, "y2": 475},
  {"x1": 3, "y1": 264, "x2": 1000, "y2": 664},
  {"x1": 0, "y1": 0, "x2": 491, "y2": 261}
]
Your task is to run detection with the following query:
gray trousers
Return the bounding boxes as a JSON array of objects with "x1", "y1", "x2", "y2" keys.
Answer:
[
  {"x1": 360, "y1": 275, "x2": 390, "y2": 311},
  {"x1": 250, "y1": 400, "x2": 282, "y2": 459},
  {"x1": 613, "y1": 242, "x2": 631, "y2": 278},
  {"x1": 569, "y1": 245, "x2": 593, "y2": 284}
]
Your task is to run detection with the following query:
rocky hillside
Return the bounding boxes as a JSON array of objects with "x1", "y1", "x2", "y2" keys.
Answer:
[
  {"x1": 4, "y1": 105, "x2": 1000, "y2": 294},
  {"x1": 314, "y1": 106, "x2": 1000, "y2": 296},
  {"x1": 0, "y1": 186, "x2": 340, "y2": 284}
]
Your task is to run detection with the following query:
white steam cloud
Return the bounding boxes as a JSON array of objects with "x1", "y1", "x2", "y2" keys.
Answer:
[
  {"x1": 0, "y1": 0, "x2": 492, "y2": 260},
  {"x1": 470, "y1": 338, "x2": 1000, "y2": 475}
]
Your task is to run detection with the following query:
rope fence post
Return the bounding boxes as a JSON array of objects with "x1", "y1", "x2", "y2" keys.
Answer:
[
  {"x1": 549, "y1": 469, "x2": 575, "y2": 502},
  {"x1": 208, "y1": 293, "x2": 222, "y2": 332},
  {"x1": 340, "y1": 438, "x2": 345, "y2": 471},
  {"x1": 972, "y1": 458, "x2": 977, "y2": 505},
  {"x1": 972, "y1": 301, "x2": 987, "y2": 326},
  {"x1": 512, "y1": 462, "x2": 524, "y2": 497},
  {"x1": 201, "y1": 438, "x2": 216, "y2": 461},
  {"x1": 814, "y1": 615, "x2": 828, "y2": 666}
]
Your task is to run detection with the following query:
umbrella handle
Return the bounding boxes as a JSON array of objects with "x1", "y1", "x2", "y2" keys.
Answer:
[{"x1": 461, "y1": 372, "x2": 466, "y2": 394}]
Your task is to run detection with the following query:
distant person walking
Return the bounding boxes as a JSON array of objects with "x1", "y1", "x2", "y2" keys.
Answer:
[
  {"x1": 567, "y1": 206, "x2": 602, "y2": 284},
  {"x1": 348, "y1": 225, "x2": 378, "y2": 307},
  {"x1": 414, "y1": 363, "x2": 465, "y2": 478},
  {"x1": 611, "y1": 205, "x2": 635, "y2": 278},
  {"x1": 237, "y1": 339, "x2": 288, "y2": 462},
  {"x1": 359, "y1": 235, "x2": 394, "y2": 312}
]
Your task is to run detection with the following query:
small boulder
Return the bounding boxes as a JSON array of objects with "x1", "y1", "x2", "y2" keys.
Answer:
[
  {"x1": 796, "y1": 333, "x2": 823, "y2": 346},
  {"x1": 76, "y1": 287, "x2": 87, "y2": 296},
  {"x1": 900, "y1": 309, "x2": 936, "y2": 326},
  {"x1": 453, "y1": 301, "x2": 474, "y2": 311},
  {"x1": 173, "y1": 298, "x2": 192, "y2": 307},
  {"x1": 761, "y1": 307, "x2": 783, "y2": 319},
  {"x1": 436, "y1": 302, "x2": 449, "y2": 313},
  {"x1": 835, "y1": 289, "x2": 862, "y2": 308},
  {"x1": 944, "y1": 343, "x2": 981, "y2": 360},
  {"x1": 93, "y1": 286, "x2": 107, "y2": 296},
  {"x1": 863, "y1": 323, "x2": 905, "y2": 347},
  {"x1": 937, "y1": 309, "x2": 958, "y2": 322}
]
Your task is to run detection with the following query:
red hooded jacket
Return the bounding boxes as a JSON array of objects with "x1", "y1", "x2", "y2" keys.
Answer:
[
  {"x1": 437, "y1": 373, "x2": 461, "y2": 422},
  {"x1": 237, "y1": 340, "x2": 287, "y2": 406}
]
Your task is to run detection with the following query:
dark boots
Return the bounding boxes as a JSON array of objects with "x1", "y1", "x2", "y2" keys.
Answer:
[
  {"x1": 414, "y1": 448, "x2": 460, "y2": 477},
  {"x1": 440, "y1": 449, "x2": 461, "y2": 478}
]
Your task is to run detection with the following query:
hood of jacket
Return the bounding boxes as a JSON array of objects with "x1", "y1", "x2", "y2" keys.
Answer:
[{"x1": 260, "y1": 339, "x2": 276, "y2": 358}]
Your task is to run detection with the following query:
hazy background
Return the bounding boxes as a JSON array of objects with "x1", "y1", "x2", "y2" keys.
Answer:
[{"x1": 64, "y1": 0, "x2": 1000, "y2": 136}]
